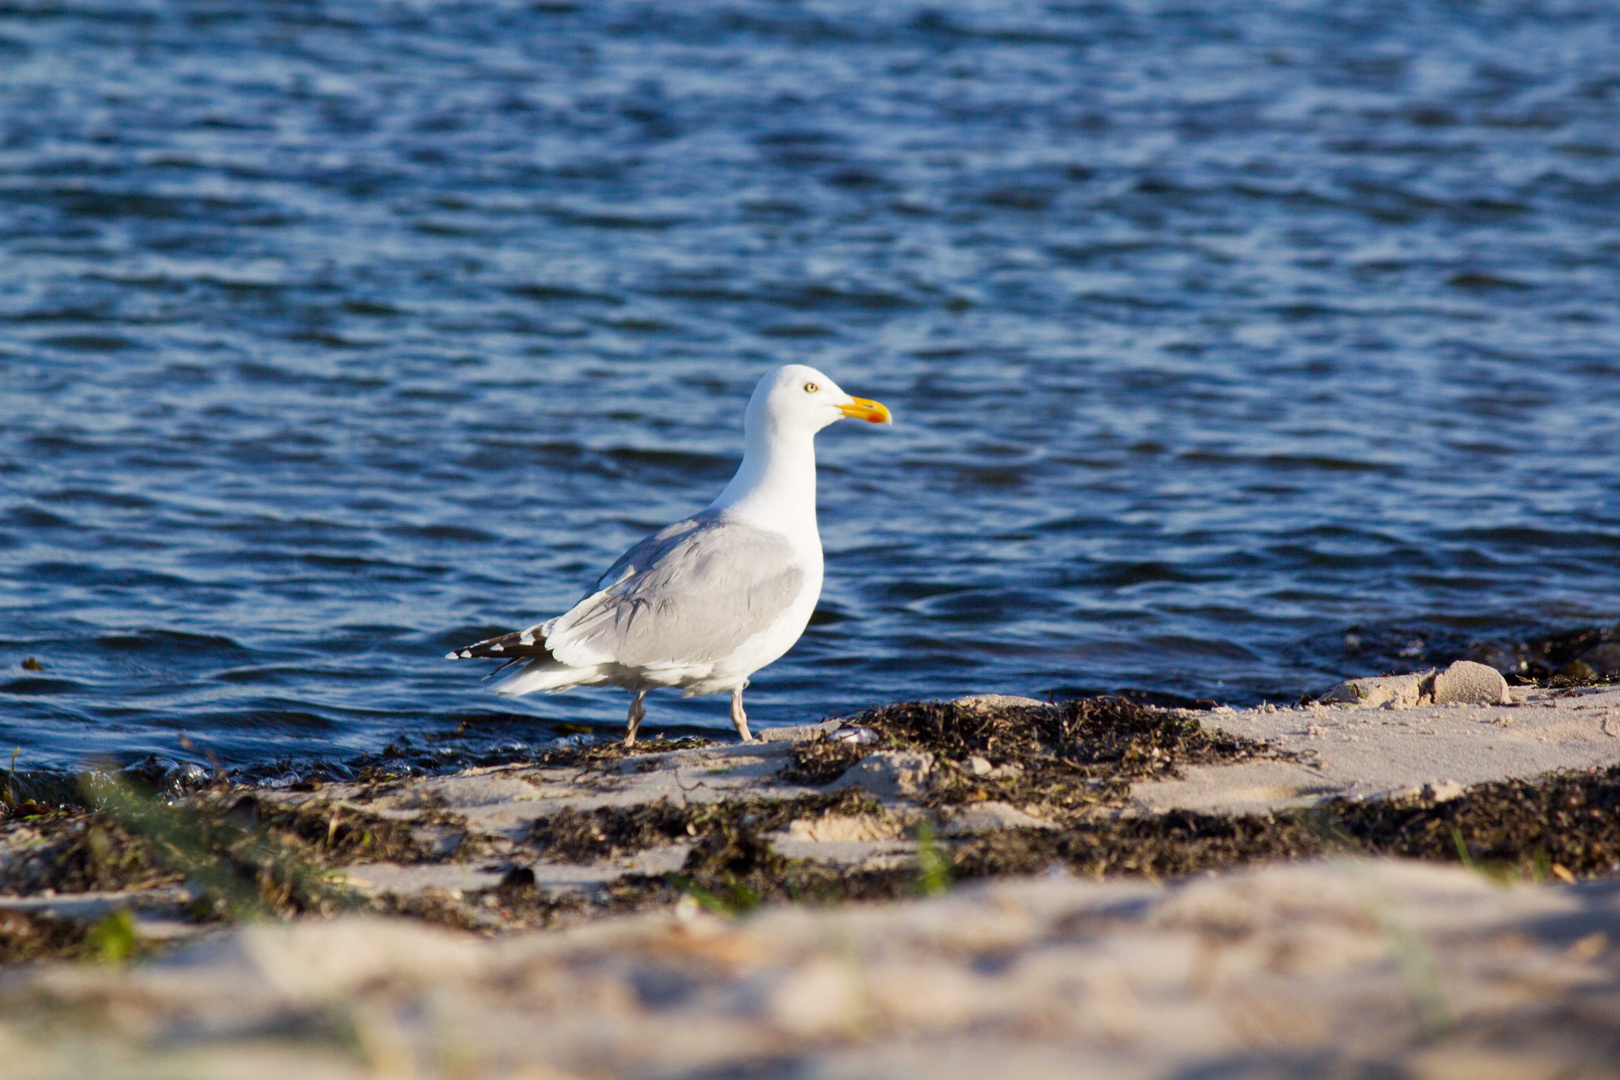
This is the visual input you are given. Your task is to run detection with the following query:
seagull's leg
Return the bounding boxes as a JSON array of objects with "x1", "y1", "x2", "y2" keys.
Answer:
[
  {"x1": 729, "y1": 686, "x2": 753, "y2": 743},
  {"x1": 624, "y1": 690, "x2": 648, "y2": 747}
]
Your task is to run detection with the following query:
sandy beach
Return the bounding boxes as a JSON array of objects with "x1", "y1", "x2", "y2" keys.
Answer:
[{"x1": 4, "y1": 673, "x2": 1620, "y2": 1078}]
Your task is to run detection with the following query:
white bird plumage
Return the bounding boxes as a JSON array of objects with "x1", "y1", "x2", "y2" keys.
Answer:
[{"x1": 446, "y1": 364, "x2": 891, "y2": 744}]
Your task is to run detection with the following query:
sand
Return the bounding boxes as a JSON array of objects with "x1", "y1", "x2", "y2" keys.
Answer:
[{"x1": 3, "y1": 678, "x2": 1620, "y2": 1078}]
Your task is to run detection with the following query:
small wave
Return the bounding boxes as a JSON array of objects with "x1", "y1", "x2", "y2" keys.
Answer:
[
  {"x1": 756, "y1": 322, "x2": 835, "y2": 338},
  {"x1": 410, "y1": 219, "x2": 491, "y2": 238},
  {"x1": 772, "y1": 283, "x2": 916, "y2": 311},
  {"x1": 886, "y1": 579, "x2": 975, "y2": 603},
  {"x1": 299, "y1": 552, "x2": 439, "y2": 572},
  {"x1": 1442, "y1": 526, "x2": 1620, "y2": 551},
  {"x1": 543, "y1": 205, "x2": 685, "y2": 230},
  {"x1": 1264, "y1": 543, "x2": 1432, "y2": 571},
  {"x1": 0, "y1": 677, "x2": 82, "y2": 695},
  {"x1": 1142, "y1": 635, "x2": 1261, "y2": 662},
  {"x1": 95, "y1": 630, "x2": 247, "y2": 654},
  {"x1": 1447, "y1": 272, "x2": 1534, "y2": 292},
  {"x1": 341, "y1": 299, "x2": 402, "y2": 317},
  {"x1": 927, "y1": 588, "x2": 1060, "y2": 621},
  {"x1": 384, "y1": 524, "x2": 498, "y2": 544},
  {"x1": 6, "y1": 305, "x2": 107, "y2": 324},
  {"x1": 38, "y1": 487, "x2": 153, "y2": 509},
  {"x1": 214, "y1": 665, "x2": 303, "y2": 685},
  {"x1": 189, "y1": 707, "x2": 338, "y2": 733},
  {"x1": 219, "y1": 516, "x2": 356, "y2": 539},
  {"x1": 285, "y1": 330, "x2": 380, "y2": 350},
  {"x1": 651, "y1": 284, "x2": 758, "y2": 304},
  {"x1": 6, "y1": 506, "x2": 75, "y2": 529},
  {"x1": 604, "y1": 446, "x2": 735, "y2": 475},
  {"x1": 456, "y1": 439, "x2": 593, "y2": 472},
  {"x1": 32, "y1": 562, "x2": 192, "y2": 589},
  {"x1": 46, "y1": 187, "x2": 255, "y2": 221},
  {"x1": 1087, "y1": 561, "x2": 1204, "y2": 588},
  {"x1": 1178, "y1": 450, "x2": 1404, "y2": 476},
  {"x1": 978, "y1": 186, "x2": 1055, "y2": 210},
  {"x1": 824, "y1": 168, "x2": 893, "y2": 190},
  {"x1": 40, "y1": 333, "x2": 135, "y2": 352},
  {"x1": 907, "y1": 9, "x2": 1092, "y2": 46},
  {"x1": 506, "y1": 283, "x2": 624, "y2": 305}
]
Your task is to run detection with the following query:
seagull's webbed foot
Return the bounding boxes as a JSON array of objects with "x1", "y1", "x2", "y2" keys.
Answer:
[
  {"x1": 730, "y1": 687, "x2": 753, "y2": 743},
  {"x1": 624, "y1": 690, "x2": 648, "y2": 747}
]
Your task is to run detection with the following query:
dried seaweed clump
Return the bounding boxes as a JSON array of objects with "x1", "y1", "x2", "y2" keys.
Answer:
[
  {"x1": 530, "y1": 789, "x2": 888, "y2": 864},
  {"x1": 1517, "y1": 624, "x2": 1620, "y2": 685},
  {"x1": 531, "y1": 800, "x2": 698, "y2": 863},
  {"x1": 1, "y1": 810, "x2": 179, "y2": 898},
  {"x1": 510, "y1": 790, "x2": 911, "y2": 919},
  {"x1": 786, "y1": 697, "x2": 1284, "y2": 815},
  {"x1": 952, "y1": 810, "x2": 1334, "y2": 881},
  {"x1": 778, "y1": 736, "x2": 870, "y2": 786},
  {"x1": 874, "y1": 697, "x2": 1262, "y2": 768},
  {"x1": 1, "y1": 784, "x2": 434, "y2": 920},
  {"x1": 951, "y1": 764, "x2": 1620, "y2": 885},
  {"x1": 666, "y1": 817, "x2": 914, "y2": 913},
  {"x1": 1343, "y1": 764, "x2": 1620, "y2": 879}
]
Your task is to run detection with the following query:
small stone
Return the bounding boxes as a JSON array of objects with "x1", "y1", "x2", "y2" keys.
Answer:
[
  {"x1": 1576, "y1": 642, "x2": 1620, "y2": 677},
  {"x1": 829, "y1": 751, "x2": 935, "y2": 799},
  {"x1": 1319, "y1": 669, "x2": 1435, "y2": 710},
  {"x1": 1562, "y1": 660, "x2": 1597, "y2": 681},
  {"x1": 1430, "y1": 660, "x2": 1511, "y2": 705},
  {"x1": 967, "y1": 755, "x2": 993, "y2": 776}
]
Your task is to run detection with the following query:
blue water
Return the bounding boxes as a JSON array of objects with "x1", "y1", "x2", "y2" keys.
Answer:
[{"x1": 3, "y1": 0, "x2": 1619, "y2": 776}]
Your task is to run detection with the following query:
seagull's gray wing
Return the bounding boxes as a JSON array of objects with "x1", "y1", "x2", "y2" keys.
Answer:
[{"x1": 542, "y1": 510, "x2": 805, "y2": 670}]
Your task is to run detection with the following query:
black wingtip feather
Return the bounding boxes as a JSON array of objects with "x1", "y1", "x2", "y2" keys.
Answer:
[{"x1": 447, "y1": 631, "x2": 555, "y2": 663}]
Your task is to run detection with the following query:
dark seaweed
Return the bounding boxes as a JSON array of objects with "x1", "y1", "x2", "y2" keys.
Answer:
[
  {"x1": 952, "y1": 765, "x2": 1620, "y2": 883},
  {"x1": 1, "y1": 785, "x2": 438, "y2": 918},
  {"x1": 785, "y1": 697, "x2": 1294, "y2": 815},
  {"x1": 530, "y1": 789, "x2": 887, "y2": 863}
]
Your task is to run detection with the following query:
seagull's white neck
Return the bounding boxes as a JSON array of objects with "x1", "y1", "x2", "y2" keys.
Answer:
[{"x1": 708, "y1": 420, "x2": 819, "y2": 541}]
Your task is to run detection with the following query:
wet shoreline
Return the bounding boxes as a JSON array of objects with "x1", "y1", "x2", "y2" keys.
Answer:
[{"x1": 6, "y1": 620, "x2": 1616, "y2": 805}]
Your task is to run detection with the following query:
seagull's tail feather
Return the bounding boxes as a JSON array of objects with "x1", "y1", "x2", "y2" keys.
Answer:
[
  {"x1": 447, "y1": 627, "x2": 598, "y2": 697},
  {"x1": 493, "y1": 659, "x2": 600, "y2": 697},
  {"x1": 445, "y1": 628, "x2": 552, "y2": 663}
]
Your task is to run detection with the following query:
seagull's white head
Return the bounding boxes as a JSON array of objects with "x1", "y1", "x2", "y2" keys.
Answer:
[
  {"x1": 744, "y1": 364, "x2": 892, "y2": 441},
  {"x1": 714, "y1": 364, "x2": 891, "y2": 524}
]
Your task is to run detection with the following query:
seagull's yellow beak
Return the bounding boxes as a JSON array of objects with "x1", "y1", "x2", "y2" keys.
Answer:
[{"x1": 838, "y1": 396, "x2": 893, "y2": 424}]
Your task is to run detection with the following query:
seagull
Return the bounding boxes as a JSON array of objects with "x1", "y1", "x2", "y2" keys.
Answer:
[{"x1": 447, "y1": 365, "x2": 892, "y2": 745}]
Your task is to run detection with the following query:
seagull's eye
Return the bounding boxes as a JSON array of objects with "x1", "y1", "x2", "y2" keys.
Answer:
[{"x1": 803, "y1": 382, "x2": 819, "y2": 393}]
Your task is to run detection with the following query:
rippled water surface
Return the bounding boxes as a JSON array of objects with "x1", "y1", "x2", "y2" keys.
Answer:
[{"x1": 3, "y1": 0, "x2": 1620, "y2": 773}]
